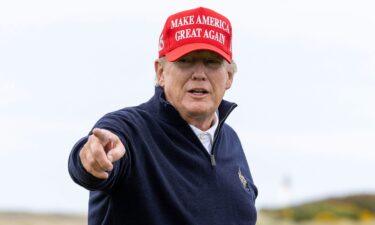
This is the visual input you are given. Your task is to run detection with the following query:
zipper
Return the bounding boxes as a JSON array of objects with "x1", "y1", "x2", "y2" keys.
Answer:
[
  {"x1": 163, "y1": 96, "x2": 237, "y2": 167},
  {"x1": 209, "y1": 104, "x2": 237, "y2": 167},
  {"x1": 187, "y1": 125, "x2": 215, "y2": 166},
  {"x1": 210, "y1": 154, "x2": 216, "y2": 166}
]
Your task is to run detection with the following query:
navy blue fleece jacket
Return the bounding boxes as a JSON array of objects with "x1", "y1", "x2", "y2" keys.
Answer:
[{"x1": 68, "y1": 87, "x2": 257, "y2": 225}]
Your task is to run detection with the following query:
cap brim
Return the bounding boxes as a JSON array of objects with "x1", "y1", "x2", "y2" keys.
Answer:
[{"x1": 165, "y1": 43, "x2": 232, "y2": 63}]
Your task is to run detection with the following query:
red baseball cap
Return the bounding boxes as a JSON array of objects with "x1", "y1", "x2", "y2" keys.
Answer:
[{"x1": 158, "y1": 7, "x2": 233, "y2": 63}]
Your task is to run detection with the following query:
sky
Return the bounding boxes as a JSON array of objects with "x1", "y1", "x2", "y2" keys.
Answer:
[{"x1": 0, "y1": 0, "x2": 374, "y2": 214}]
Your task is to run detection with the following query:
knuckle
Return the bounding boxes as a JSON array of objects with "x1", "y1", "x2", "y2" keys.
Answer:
[
  {"x1": 99, "y1": 159, "x2": 112, "y2": 170},
  {"x1": 86, "y1": 155, "x2": 97, "y2": 168},
  {"x1": 87, "y1": 157, "x2": 95, "y2": 165},
  {"x1": 85, "y1": 165, "x2": 95, "y2": 175},
  {"x1": 90, "y1": 165, "x2": 104, "y2": 177},
  {"x1": 90, "y1": 144, "x2": 103, "y2": 157},
  {"x1": 90, "y1": 145, "x2": 99, "y2": 156},
  {"x1": 87, "y1": 134, "x2": 96, "y2": 143},
  {"x1": 91, "y1": 171, "x2": 101, "y2": 178},
  {"x1": 89, "y1": 134, "x2": 100, "y2": 145}
]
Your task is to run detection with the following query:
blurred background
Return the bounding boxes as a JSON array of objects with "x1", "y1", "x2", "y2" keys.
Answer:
[{"x1": 1, "y1": 0, "x2": 374, "y2": 224}]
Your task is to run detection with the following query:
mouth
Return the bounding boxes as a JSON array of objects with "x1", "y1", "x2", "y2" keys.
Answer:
[{"x1": 188, "y1": 88, "x2": 209, "y2": 96}]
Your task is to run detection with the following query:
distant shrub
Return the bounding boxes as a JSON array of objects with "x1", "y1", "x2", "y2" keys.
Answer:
[
  {"x1": 314, "y1": 211, "x2": 336, "y2": 221},
  {"x1": 360, "y1": 210, "x2": 374, "y2": 221},
  {"x1": 260, "y1": 194, "x2": 375, "y2": 222}
]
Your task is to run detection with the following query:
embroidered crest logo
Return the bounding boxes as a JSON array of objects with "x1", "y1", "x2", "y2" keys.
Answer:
[{"x1": 238, "y1": 168, "x2": 249, "y2": 190}]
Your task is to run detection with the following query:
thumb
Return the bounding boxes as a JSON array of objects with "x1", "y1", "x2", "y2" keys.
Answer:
[{"x1": 107, "y1": 142, "x2": 126, "y2": 162}]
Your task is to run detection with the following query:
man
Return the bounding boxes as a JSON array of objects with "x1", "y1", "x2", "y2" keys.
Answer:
[{"x1": 68, "y1": 7, "x2": 257, "y2": 225}]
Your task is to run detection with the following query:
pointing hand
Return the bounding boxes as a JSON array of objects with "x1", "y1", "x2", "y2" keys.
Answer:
[{"x1": 79, "y1": 128, "x2": 126, "y2": 179}]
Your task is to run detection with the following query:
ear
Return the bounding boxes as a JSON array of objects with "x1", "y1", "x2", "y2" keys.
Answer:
[
  {"x1": 154, "y1": 60, "x2": 165, "y2": 87},
  {"x1": 225, "y1": 71, "x2": 234, "y2": 90}
]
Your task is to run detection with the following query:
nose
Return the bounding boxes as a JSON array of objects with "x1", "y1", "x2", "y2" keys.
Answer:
[{"x1": 191, "y1": 62, "x2": 207, "y2": 81}]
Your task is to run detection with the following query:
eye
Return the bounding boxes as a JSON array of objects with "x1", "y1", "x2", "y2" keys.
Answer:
[
  {"x1": 176, "y1": 57, "x2": 194, "y2": 68},
  {"x1": 204, "y1": 58, "x2": 223, "y2": 67},
  {"x1": 176, "y1": 57, "x2": 193, "y2": 64}
]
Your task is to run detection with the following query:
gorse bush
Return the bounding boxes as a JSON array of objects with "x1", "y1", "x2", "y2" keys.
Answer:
[{"x1": 261, "y1": 194, "x2": 375, "y2": 222}]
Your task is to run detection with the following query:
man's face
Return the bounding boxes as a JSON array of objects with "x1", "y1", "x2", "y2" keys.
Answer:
[{"x1": 155, "y1": 50, "x2": 234, "y2": 123}]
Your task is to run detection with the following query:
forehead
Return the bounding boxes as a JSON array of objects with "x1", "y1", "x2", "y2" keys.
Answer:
[{"x1": 179, "y1": 50, "x2": 223, "y2": 59}]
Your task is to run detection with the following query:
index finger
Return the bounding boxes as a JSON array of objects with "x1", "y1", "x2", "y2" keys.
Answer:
[{"x1": 92, "y1": 128, "x2": 114, "y2": 145}]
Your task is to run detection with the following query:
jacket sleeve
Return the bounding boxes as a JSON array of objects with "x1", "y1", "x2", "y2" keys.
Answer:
[{"x1": 68, "y1": 112, "x2": 131, "y2": 192}]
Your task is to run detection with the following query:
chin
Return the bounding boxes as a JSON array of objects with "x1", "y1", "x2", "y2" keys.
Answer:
[{"x1": 185, "y1": 105, "x2": 213, "y2": 117}]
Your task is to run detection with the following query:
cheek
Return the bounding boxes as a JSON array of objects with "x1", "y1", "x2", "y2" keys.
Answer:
[
  {"x1": 167, "y1": 76, "x2": 188, "y2": 91},
  {"x1": 163, "y1": 79, "x2": 185, "y2": 103},
  {"x1": 212, "y1": 77, "x2": 229, "y2": 92}
]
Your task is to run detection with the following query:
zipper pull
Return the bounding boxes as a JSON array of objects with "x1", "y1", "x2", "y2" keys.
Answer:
[{"x1": 210, "y1": 154, "x2": 216, "y2": 167}]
